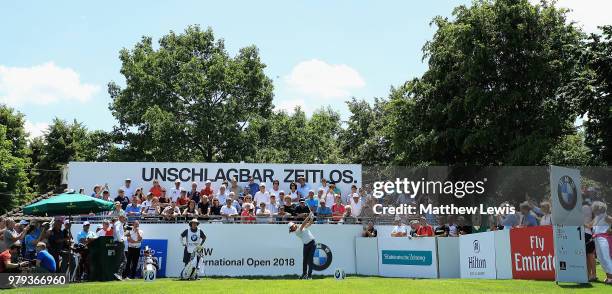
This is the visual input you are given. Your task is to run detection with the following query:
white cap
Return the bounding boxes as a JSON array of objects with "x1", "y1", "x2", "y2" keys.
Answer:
[
  {"x1": 352, "y1": 193, "x2": 359, "y2": 198},
  {"x1": 83, "y1": 221, "x2": 91, "y2": 226},
  {"x1": 205, "y1": 180, "x2": 212, "y2": 184},
  {"x1": 174, "y1": 179, "x2": 181, "y2": 183},
  {"x1": 260, "y1": 183, "x2": 266, "y2": 187},
  {"x1": 125, "y1": 178, "x2": 131, "y2": 182},
  {"x1": 288, "y1": 222, "x2": 295, "y2": 232}
]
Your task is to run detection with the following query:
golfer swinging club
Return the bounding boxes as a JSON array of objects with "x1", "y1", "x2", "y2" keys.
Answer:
[
  {"x1": 288, "y1": 213, "x2": 316, "y2": 279},
  {"x1": 180, "y1": 218, "x2": 206, "y2": 280}
]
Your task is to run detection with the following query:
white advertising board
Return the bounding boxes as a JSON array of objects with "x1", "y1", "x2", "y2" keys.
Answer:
[
  {"x1": 377, "y1": 237, "x2": 438, "y2": 278},
  {"x1": 67, "y1": 162, "x2": 362, "y2": 197},
  {"x1": 355, "y1": 237, "x2": 379, "y2": 276},
  {"x1": 437, "y1": 237, "x2": 460, "y2": 278},
  {"x1": 459, "y1": 231, "x2": 497, "y2": 279}
]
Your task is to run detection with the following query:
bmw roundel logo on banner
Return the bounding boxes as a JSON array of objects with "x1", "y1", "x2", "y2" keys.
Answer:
[
  {"x1": 557, "y1": 175, "x2": 577, "y2": 211},
  {"x1": 312, "y1": 243, "x2": 333, "y2": 271}
]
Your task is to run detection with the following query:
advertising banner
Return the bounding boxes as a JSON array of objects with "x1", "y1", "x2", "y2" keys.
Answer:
[
  {"x1": 510, "y1": 226, "x2": 555, "y2": 280},
  {"x1": 67, "y1": 162, "x2": 361, "y2": 197},
  {"x1": 136, "y1": 239, "x2": 168, "y2": 278},
  {"x1": 549, "y1": 166, "x2": 588, "y2": 283},
  {"x1": 377, "y1": 237, "x2": 438, "y2": 278},
  {"x1": 459, "y1": 231, "x2": 497, "y2": 279}
]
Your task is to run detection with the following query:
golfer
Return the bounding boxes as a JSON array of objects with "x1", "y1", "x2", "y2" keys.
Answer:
[
  {"x1": 180, "y1": 219, "x2": 206, "y2": 266},
  {"x1": 288, "y1": 213, "x2": 316, "y2": 279}
]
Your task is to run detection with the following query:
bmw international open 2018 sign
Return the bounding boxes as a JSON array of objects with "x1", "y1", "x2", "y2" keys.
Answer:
[{"x1": 549, "y1": 166, "x2": 587, "y2": 284}]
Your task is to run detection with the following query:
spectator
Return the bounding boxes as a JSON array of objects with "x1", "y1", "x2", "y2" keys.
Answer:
[
  {"x1": 247, "y1": 177, "x2": 259, "y2": 197},
  {"x1": 349, "y1": 193, "x2": 363, "y2": 217},
  {"x1": 534, "y1": 201, "x2": 552, "y2": 226},
  {"x1": 101, "y1": 190, "x2": 111, "y2": 202},
  {"x1": 434, "y1": 216, "x2": 450, "y2": 237},
  {"x1": 143, "y1": 197, "x2": 161, "y2": 217},
  {"x1": 416, "y1": 217, "x2": 434, "y2": 237},
  {"x1": 188, "y1": 182, "x2": 201, "y2": 204},
  {"x1": 158, "y1": 189, "x2": 170, "y2": 208},
  {"x1": 35, "y1": 242, "x2": 56, "y2": 273},
  {"x1": 391, "y1": 219, "x2": 408, "y2": 237},
  {"x1": 91, "y1": 185, "x2": 102, "y2": 198},
  {"x1": 125, "y1": 221, "x2": 143, "y2": 279},
  {"x1": 340, "y1": 206, "x2": 357, "y2": 224},
  {"x1": 316, "y1": 200, "x2": 332, "y2": 223},
  {"x1": 342, "y1": 185, "x2": 357, "y2": 205},
  {"x1": 241, "y1": 203, "x2": 256, "y2": 224},
  {"x1": 169, "y1": 180, "x2": 183, "y2": 202},
  {"x1": 126, "y1": 201, "x2": 141, "y2": 218},
  {"x1": 305, "y1": 190, "x2": 319, "y2": 212},
  {"x1": 182, "y1": 200, "x2": 199, "y2": 218},
  {"x1": 268, "y1": 195, "x2": 279, "y2": 215},
  {"x1": 177, "y1": 189, "x2": 190, "y2": 207},
  {"x1": 220, "y1": 198, "x2": 238, "y2": 222},
  {"x1": 1, "y1": 218, "x2": 28, "y2": 253},
  {"x1": 130, "y1": 194, "x2": 141, "y2": 206},
  {"x1": 296, "y1": 177, "x2": 311, "y2": 199},
  {"x1": 517, "y1": 202, "x2": 537, "y2": 228},
  {"x1": 109, "y1": 201, "x2": 126, "y2": 217},
  {"x1": 590, "y1": 201, "x2": 612, "y2": 284},
  {"x1": 448, "y1": 215, "x2": 459, "y2": 237},
  {"x1": 60, "y1": 220, "x2": 75, "y2": 273},
  {"x1": 229, "y1": 177, "x2": 241, "y2": 197},
  {"x1": 256, "y1": 202, "x2": 272, "y2": 223},
  {"x1": 322, "y1": 188, "x2": 334, "y2": 207},
  {"x1": 0, "y1": 242, "x2": 28, "y2": 273},
  {"x1": 217, "y1": 185, "x2": 229, "y2": 204},
  {"x1": 282, "y1": 195, "x2": 296, "y2": 216},
  {"x1": 319, "y1": 178, "x2": 330, "y2": 193},
  {"x1": 113, "y1": 215, "x2": 127, "y2": 280},
  {"x1": 24, "y1": 224, "x2": 45, "y2": 260},
  {"x1": 121, "y1": 178, "x2": 134, "y2": 198},
  {"x1": 289, "y1": 182, "x2": 300, "y2": 202},
  {"x1": 198, "y1": 196, "x2": 211, "y2": 216},
  {"x1": 229, "y1": 192, "x2": 242, "y2": 213},
  {"x1": 457, "y1": 216, "x2": 473, "y2": 235},
  {"x1": 254, "y1": 184, "x2": 270, "y2": 206},
  {"x1": 331, "y1": 195, "x2": 346, "y2": 222},
  {"x1": 149, "y1": 179, "x2": 163, "y2": 197},
  {"x1": 277, "y1": 206, "x2": 290, "y2": 222},
  {"x1": 270, "y1": 179, "x2": 282, "y2": 197},
  {"x1": 77, "y1": 222, "x2": 96, "y2": 244},
  {"x1": 162, "y1": 201, "x2": 181, "y2": 220},
  {"x1": 362, "y1": 221, "x2": 378, "y2": 237},
  {"x1": 140, "y1": 193, "x2": 154, "y2": 212},
  {"x1": 209, "y1": 198, "x2": 222, "y2": 216},
  {"x1": 294, "y1": 200, "x2": 311, "y2": 221},
  {"x1": 316, "y1": 188, "x2": 324, "y2": 201},
  {"x1": 408, "y1": 220, "x2": 420, "y2": 238},
  {"x1": 133, "y1": 187, "x2": 144, "y2": 203}
]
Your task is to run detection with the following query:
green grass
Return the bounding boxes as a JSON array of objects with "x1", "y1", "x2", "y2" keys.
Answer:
[{"x1": 4, "y1": 269, "x2": 611, "y2": 294}]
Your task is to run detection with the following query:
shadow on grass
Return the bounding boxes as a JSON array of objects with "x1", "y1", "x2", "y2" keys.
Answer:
[{"x1": 557, "y1": 283, "x2": 594, "y2": 289}]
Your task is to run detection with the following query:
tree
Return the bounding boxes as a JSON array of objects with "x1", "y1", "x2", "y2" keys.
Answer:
[
  {"x1": 0, "y1": 105, "x2": 30, "y2": 212},
  {"x1": 33, "y1": 119, "x2": 94, "y2": 193},
  {"x1": 108, "y1": 25, "x2": 274, "y2": 162},
  {"x1": 563, "y1": 26, "x2": 612, "y2": 164},
  {"x1": 389, "y1": 0, "x2": 585, "y2": 165}
]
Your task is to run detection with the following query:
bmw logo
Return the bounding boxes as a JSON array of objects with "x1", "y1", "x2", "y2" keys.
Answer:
[
  {"x1": 312, "y1": 243, "x2": 333, "y2": 271},
  {"x1": 191, "y1": 234, "x2": 198, "y2": 241},
  {"x1": 557, "y1": 175, "x2": 577, "y2": 211},
  {"x1": 334, "y1": 268, "x2": 346, "y2": 280}
]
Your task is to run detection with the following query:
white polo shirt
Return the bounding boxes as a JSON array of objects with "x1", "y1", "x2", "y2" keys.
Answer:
[{"x1": 295, "y1": 228, "x2": 315, "y2": 244}]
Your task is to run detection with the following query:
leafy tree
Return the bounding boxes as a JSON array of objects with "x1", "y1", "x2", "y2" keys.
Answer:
[
  {"x1": 543, "y1": 132, "x2": 592, "y2": 166},
  {"x1": 389, "y1": 0, "x2": 585, "y2": 165},
  {"x1": 0, "y1": 105, "x2": 30, "y2": 212},
  {"x1": 108, "y1": 25, "x2": 274, "y2": 162},
  {"x1": 564, "y1": 26, "x2": 612, "y2": 164}
]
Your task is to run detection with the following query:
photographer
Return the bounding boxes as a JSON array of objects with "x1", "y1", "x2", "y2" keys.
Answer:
[
  {"x1": 35, "y1": 242, "x2": 56, "y2": 273},
  {"x1": 124, "y1": 220, "x2": 143, "y2": 280},
  {"x1": 0, "y1": 242, "x2": 29, "y2": 273}
]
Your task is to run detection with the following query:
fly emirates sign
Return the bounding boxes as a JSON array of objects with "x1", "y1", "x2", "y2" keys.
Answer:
[{"x1": 510, "y1": 226, "x2": 555, "y2": 280}]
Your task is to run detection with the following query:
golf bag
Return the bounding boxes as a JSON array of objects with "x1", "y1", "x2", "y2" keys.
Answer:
[
  {"x1": 142, "y1": 255, "x2": 159, "y2": 282},
  {"x1": 180, "y1": 245, "x2": 204, "y2": 280}
]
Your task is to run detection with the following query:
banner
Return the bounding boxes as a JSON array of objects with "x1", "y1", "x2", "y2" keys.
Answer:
[
  {"x1": 136, "y1": 239, "x2": 168, "y2": 277},
  {"x1": 72, "y1": 223, "x2": 362, "y2": 277},
  {"x1": 510, "y1": 226, "x2": 555, "y2": 280},
  {"x1": 67, "y1": 162, "x2": 362, "y2": 196},
  {"x1": 459, "y1": 231, "x2": 497, "y2": 279},
  {"x1": 549, "y1": 166, "x2": 588, "y2": 283},
  {"x1": 377, "y1": 237, "x2": 438, "y2": 278}
]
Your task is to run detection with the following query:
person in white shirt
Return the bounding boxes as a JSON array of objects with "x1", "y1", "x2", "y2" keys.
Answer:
[
  {"x1": 121, "y1": 178, "x2": 134, "y2": 198},
  {"x1": 391, "y1": 219, "x2": 408, "y2": 237},
  {"x1": 270, "y1": 179, "x2": 282, "y2": 198},
  {"x1": 220, "y1": 198, "x2": 238, "y2": 222},
  {"x1": 322, "y1": 188, "x2": 334, "y2": 207},
  {"x1": 169, "y1": 180, "x2": 183, "y2": 202},
  {"x1": 125, "y1": 220, "x2": 143, "y2": 279},
  {"x1": 113, "y1": 215, "x2": 127, "y2": 280},
  {"x1": 216, "y1": 185, "x2": 229, "y2": 204},
  {"x1": 349, "y1": 193, "x2": 363, "y2": 217},
  {"x1": 162, "y1": 201, "x2": 181, "y2": 220},
  {"x1": 268, "y1": 195, "x2": 279, "y2": 215},
  {"x1": 319, "y1": 178, "x2": 330, "y2": 195},
  {"x1": 288, "y1": 213, "x2": 316, "y2": 279},
  {"x1": 254, "y1": 183, "x2": 270, "y2": 206},
  {"x1": 256, "y1": 202, "x2": 272, "y2": 223}
]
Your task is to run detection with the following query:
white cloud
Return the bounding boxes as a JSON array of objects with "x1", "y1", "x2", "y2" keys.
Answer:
[
  {"x1": 530, "y1": 0, "x2": 612, "y2": 33},
  {"x1": 0, "y1": 62, "x2": 100, "y2": 106},
  {"x1": 24, "y1": 121, "x2": 49, "y2": 140},
  {"x1": 274, "y1": 98, "x2": 309, "y2": 114},
  {"x1": 284, "y1": 59, "x2": 365, "y2": 99}
]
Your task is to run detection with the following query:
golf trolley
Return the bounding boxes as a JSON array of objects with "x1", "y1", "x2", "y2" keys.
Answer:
[{"x1": 180, "y1": 245, "x2": 204, "y2": 280}]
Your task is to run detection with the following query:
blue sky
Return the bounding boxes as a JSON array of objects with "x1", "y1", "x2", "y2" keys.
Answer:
[{"x1": 0, "y1": 0, "x2": 609, "y2": 138}]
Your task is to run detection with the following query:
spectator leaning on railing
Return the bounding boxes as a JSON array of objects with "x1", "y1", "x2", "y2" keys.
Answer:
[
  {"x1": 390, "y1": 219, "x2": 408, "y2": 237},
  {"x1": 362, "y1": 221, "x2": 378, "y2": 238}
]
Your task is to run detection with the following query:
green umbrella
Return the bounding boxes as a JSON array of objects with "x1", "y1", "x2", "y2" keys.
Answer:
[{"x1": 23, "y1": 192, "x2": 115, "y2": 216}]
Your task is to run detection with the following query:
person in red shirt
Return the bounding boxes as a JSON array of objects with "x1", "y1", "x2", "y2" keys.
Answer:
[
  {"x1": 149, "y1": 179, "x2": 163, "y2": 197},
  {"x1": 0, "y1": 242, "x2": 28, "y2": 273},
  {"x1": 241, "y1": 203, "x2": 256, "y2": 224},
  {"x1": 176, "y1": 189, "x2": 190, "y2": 207},
  {"x1": 200, "y1": 180, "x2": 214, "y2": 199},
  {"x1": 331, "y1": 195, "x2": 345, "y2": 223},
  {"x1": 416, "y1": 216, "x2": 434, "y2": 237}
]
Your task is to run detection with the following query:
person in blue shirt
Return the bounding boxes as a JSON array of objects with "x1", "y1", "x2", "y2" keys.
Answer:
[
  {"x1": 305, "y1": 190, "x2": 319, "y2": 212},
  {"x1": 296, "y1": 177, "x2": 311, "y2": 199},
  {"x1": 518, "y1": 201, "x2": 538, "y2": 227},
  {"x1": 125, "y1": 201, "x2": 141, "y2": 221},
  {"x1": 35, "y1": 242, "x2": 56, "y2": 273},
  {"x1": 247, "y1": 177, "x2": 259, "y2": 197},
  {"x1": 316, "y1": 200, "x2": 332, "y2": 223}
]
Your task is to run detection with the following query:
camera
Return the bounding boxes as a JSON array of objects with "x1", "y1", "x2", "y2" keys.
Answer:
[{"x1": 125, "y1": 225, "x2": 133, "y2": 231}]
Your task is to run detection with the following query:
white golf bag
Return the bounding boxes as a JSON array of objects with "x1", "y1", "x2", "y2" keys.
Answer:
[
  {"x1": 181, "y1": 245, "x2": 204, "y2": 280},
  {"x1": 142, "y1": 255, "x2": 159, "y2": 282}
]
